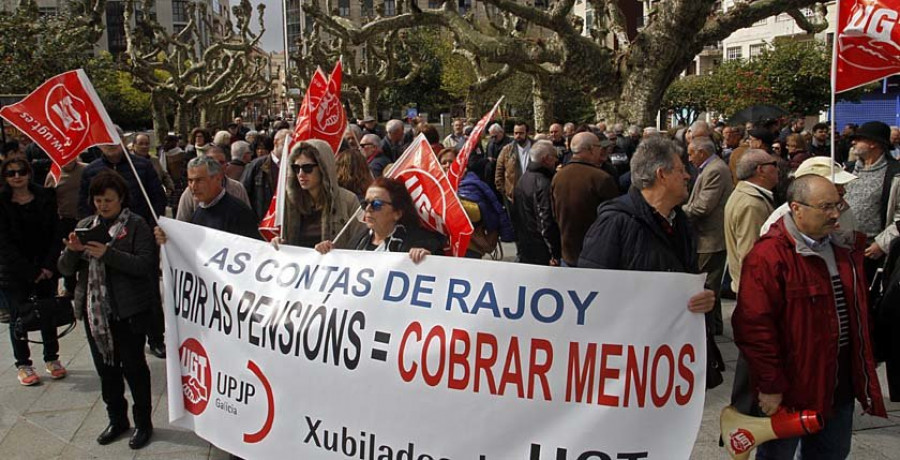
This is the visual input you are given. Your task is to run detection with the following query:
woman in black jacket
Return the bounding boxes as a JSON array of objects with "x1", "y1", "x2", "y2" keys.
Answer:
[
  {"x1": 58, "y1": 171, "x2": 156, "y2": 449},
  {"x1": 315, "y1": 176, "x2": 444, "y2": 261},
  {"x1": 0, "y1": 158, "x2": 65, "y2": 386}
]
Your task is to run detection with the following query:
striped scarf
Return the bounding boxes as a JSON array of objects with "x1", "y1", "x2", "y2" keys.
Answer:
[{"x1": 85, "y1": 209, "x2": 131, "y2": 365}]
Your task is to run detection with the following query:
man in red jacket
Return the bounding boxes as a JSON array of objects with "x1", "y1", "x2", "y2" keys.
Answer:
[{"x1": 733, "y1": 174, "x2": 886, "y2": 459}]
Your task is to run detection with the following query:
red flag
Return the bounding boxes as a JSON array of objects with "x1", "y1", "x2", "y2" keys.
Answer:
[
  {"x1": 835, "y1": 0, "x2": 900, "y2": 92},
  {"x1": 310, "y1": 59, "x2": 347, "y2": 154},
  {"x1": 386, "y1": 134, "x2": 474, "y2": 257},
  {"x1": 447, "y1": 97, "x2": 503, "y2": 190},
  {"x1": 0, "y1": 69, "x2": 120, "y2": 168},
  {"x1": 290, "y1": 67, "x2": 327, "y2": 150},
  {"x1": 48, "y1": 162, "x2": 62, "y2": 186}
]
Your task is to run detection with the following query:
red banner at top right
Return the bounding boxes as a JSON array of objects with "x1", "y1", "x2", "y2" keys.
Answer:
[{"x1": 836, "y1": 0, "x2": 900, "y2": 92}]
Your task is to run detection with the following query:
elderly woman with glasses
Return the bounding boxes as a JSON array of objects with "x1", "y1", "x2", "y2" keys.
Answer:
[
  {"x1": 276, "y1": 140, "x2": 365, "y2": 248},
  {"x1": 315, "y1": 176, "x2": 445, "y2": 263}
]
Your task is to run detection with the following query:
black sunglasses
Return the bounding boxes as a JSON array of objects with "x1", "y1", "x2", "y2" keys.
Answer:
[
  {"x1": 360, "y1": 198, "x2": 393, "y2": 211},
  {"x1": 291, "y1": 163, "x2": 318, "y2": 175},
  {"x1": 3, "y1": 169, "x2": 27, "y2": 178},
  {"x1": 758, "y1": 161, "x2": 778, "y2": 168}
]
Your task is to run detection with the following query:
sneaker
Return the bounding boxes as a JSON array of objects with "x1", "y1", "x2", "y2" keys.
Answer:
[
  {"x1": 45, "y1": 360, "x2": 67, "y2": 379},
  {"x1": 17, "y1": 366, "x2": 40, "y2": 386}
]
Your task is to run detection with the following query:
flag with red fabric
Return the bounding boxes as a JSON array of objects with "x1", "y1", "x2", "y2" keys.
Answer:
[
  {"x1": 386, "y1": 134, "x2": 474, "y2": 257},
  {"x1": 447, "y1": 97, "x2": 503, "y2": 191},
  {"x1": 259, "y1": 61, "x2": 346, "y2": 240},
  {"x1": 289, "y1": 67, "x2": 327, "y2": 149},
  {"x1": 835, "y1": 0, "x2": 900, "y2": 92},
  {"x1": 0, "y1": 69, "x2": 120, "y2": 182}
]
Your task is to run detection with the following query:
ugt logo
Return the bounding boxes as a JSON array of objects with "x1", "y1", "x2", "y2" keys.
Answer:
[
  {"x1": 839, "y1": 1, "x2": 900, "y2": 71},
  {"x1": 44, "y1": 84, "x2": 89, "y2": 148},
  {"x1": 314, "y1": 91, "x2": 342, "y2": 136},
  {"x1": 180, "y1": 338, "x2": 212, "y2": 415}
]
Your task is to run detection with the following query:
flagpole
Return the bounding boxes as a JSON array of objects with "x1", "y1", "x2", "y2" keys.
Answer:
[
  {"x1": 830, "y1": 0, "x2": 840, "y2": 182},
  {"x1": 118, "y1": 139, "x2": 159, "y2": 224}
]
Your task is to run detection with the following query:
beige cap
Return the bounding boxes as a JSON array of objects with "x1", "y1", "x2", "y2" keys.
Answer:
[{"x1": 794, "y1": 156, "x2": 857, "y2": 185}]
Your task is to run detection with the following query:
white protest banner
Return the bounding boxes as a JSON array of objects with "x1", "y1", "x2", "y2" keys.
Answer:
[{"x1": 159, "y1": 217, "x2": 707, "y2": 460}]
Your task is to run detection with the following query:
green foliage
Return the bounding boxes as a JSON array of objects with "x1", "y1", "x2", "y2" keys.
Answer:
[
  {"x1": 662, "y1": 40, "x2": 875, "y2": 121},
  {"x1": 662, "y1": 75, "x2": 714, "y2": 126},
  {"x1": 378, "y1": 27, "x2": 458, "y2": 116},
  {"x1": 0, "y1": 0, "x2": 100, "y2": 94},
  {"x1": 86, "y1": 53, "x2": 153, "y2": 130}
]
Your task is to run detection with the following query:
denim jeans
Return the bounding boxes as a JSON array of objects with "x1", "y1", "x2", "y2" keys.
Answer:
[
  {"x1": 4, "y1": 289, "x2": 60, "y2": 368},
  {"x1": 755, "y1": 401, "x2": 854, "y2": 460}
]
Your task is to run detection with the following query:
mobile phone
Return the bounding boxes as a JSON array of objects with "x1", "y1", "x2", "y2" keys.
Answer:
[{"x1": 75, "y1": 226, "x2": 112, "y2": 245}]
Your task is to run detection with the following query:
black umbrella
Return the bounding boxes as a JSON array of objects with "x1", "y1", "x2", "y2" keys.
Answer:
[{"x1": 729, "y1": 104, "x2": 789, "y2": 125}]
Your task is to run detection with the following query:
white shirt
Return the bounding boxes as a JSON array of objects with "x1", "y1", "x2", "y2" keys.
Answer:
[{"x1": 516, "y1": 140, "x2": 532, "y2": 174}]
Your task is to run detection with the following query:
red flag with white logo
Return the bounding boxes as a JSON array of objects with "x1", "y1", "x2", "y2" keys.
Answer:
[
  {"x1": 447, "y1": 97, "x2": 503, "y2": 191},
  {"x1": 310, "y1": 59, "x2": 346, "y2": 154},
  {"x1": 289, "y1": 67, "x2": 327, "y2": 150},
  {"x1": 386, "y1": 134, "x2": 474, "y2": 257},
  {"x1": 0, "y1": 69, "x2": 120, "y2": 169},
  {"x1": 835, "y1": 0, "x2": 900, "y2": 92}
]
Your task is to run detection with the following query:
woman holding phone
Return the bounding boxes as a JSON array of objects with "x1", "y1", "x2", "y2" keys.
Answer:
[{"x1": 58, "y1": 171, "x2": 156, "y2": 449}]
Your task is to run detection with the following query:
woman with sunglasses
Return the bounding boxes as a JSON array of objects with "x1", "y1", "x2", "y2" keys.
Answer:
[
  {"x1": 279, "y1": 140, "x2": 365, "y2": 248},
  {"x1": 0, "y1": 158, "x2": 66, "y2": 386},
  {"x1": 315, "y1": 177, "x2": 445, "y2": 263}
]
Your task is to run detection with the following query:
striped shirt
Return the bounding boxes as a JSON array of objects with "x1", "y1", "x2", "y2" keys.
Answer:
[{"x1": 831, "y1": 274, "x2": 850, "y2": 348}]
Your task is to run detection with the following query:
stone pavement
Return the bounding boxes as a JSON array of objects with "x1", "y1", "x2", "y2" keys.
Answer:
[{"x1": 1, "y1": 298, "x2": 899, "y2": 459}]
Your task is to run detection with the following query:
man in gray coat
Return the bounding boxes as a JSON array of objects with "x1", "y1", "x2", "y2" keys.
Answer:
[{"x1": 683, "y1": 137, "x2": 734, "y2": 335}]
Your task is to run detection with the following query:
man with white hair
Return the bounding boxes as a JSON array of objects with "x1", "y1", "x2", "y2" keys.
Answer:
[
  {"x1": 683, "y1": 136, "x2": 734, "y2": 335},
  {"x1": 177, "y1": 145, "x2": 250, "y2": 222},
  {"x1": 724, "y1": 149, "x2": 780, "y2": 294},
  {"x1": 381, "y1": 119, "x2": 409, "y2": 161},
  {"x1": 511, "y1": 141, "x2": 560, "y2": 265},
  {"x1": 361, "y1": 133, "x2": 391, "y2": 178},
  {"x1": 226, "y1": 140, "x2": 252, "y2": 181},
  {"x1": 213, "y1": 130, "x2": 231, "y2": 147}
]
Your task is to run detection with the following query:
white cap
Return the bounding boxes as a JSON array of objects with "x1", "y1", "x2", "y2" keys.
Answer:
[{"x1": 794, "y1": 156, "x2": 857, "y2": 185}]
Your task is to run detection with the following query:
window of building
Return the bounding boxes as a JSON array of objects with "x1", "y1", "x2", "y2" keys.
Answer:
[
  {"x1": 362, "y1": 0, "x2": 373, "y2": 17},
  {"x1": 428, "y1": 0, "x2": 442, "y2": 9},
  {"x1": 534, "y1": 0, "x2": 548, "y2": 9},
  {"x1": 37, "y1": 7, "x2": 57, "y2": 17},
  {"x1": 749, "y1": 43, "x2": 766, "y2": 60},
  {"x1": 753, "y1": 17, "x2": 767, "y2": 26},
  {"x1": 458, "y1": 0, "x2": 472, "y2": 14},
  {"x1": 106, "y1": 1, "x2": 126, "y2": 55},
  {"x1": 584, "y1": 10, "x2": 593, "y2": 33},
  {"x1": 172, "y1": 0, "x2": 189, "y2": 23},
  {"x1": 726, "y1": 46, "x2": 742, "y2": 60},
  {"x1": 339, "y1": 0, "x2": 350, "y2": 17},
  {"x1": 384, "y1": 0, "x2": 396, "y2": 16}
]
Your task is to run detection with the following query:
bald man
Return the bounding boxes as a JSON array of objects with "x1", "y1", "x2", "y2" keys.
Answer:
[{"x1": 551, "y1": 132, "x2": 619, "y2": 266}]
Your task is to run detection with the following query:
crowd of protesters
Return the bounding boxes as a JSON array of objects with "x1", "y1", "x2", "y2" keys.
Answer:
[{"x1": 1, "y1": 111, "x2": 900, "y2": 458}]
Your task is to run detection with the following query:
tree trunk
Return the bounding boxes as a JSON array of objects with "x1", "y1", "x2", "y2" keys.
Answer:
[
  {"x1": 464, "y1": 93, "x2": 479, "y2": 119},
  {"x1": 362, "y1": 87, "x2": 379, "y2": 121},
  {"x1": 150, "y1": 92, "x2": 170, "y2": 145},
  {"x1": 531, "y1": 75, "x2": 553, "y2": 133},
  {"x1": 174, "y1": 102, "x2": 190, "y2": 139}
]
